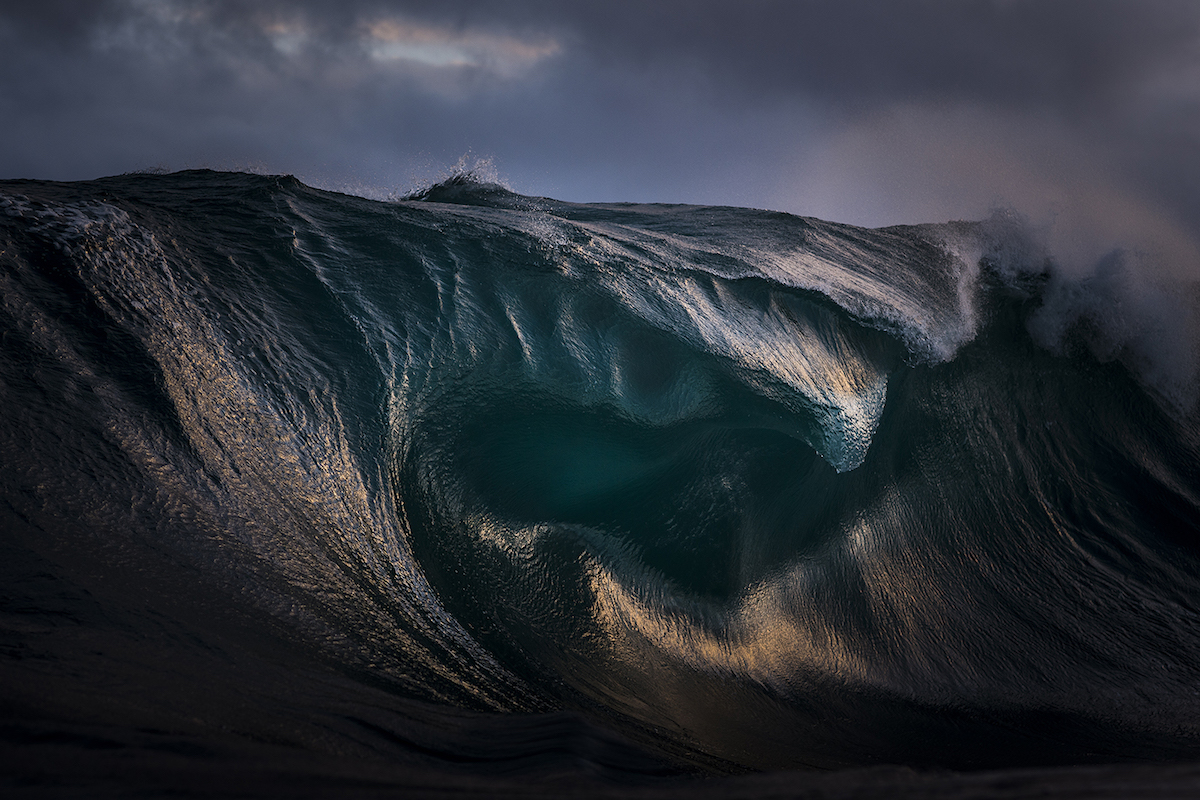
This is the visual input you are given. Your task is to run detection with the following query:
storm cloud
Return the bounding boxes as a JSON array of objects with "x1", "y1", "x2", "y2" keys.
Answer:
[{"x1": 2, "y1": 0, "x2": 1199, "y2": 269}]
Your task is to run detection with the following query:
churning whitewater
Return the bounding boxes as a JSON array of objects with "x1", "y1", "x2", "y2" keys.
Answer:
[{"x1": 2, "y1": 170, "x2": 1200, "y2": 785}]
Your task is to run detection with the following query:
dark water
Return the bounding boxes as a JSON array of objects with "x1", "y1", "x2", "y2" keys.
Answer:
[{"x1": 3, "y1": 170, "x2": 1200, "y2": 796}]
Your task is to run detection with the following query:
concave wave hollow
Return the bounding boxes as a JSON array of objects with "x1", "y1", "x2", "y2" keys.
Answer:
[{"x1": 2, "y1": 170, "x2": 1200, "y2": 784}]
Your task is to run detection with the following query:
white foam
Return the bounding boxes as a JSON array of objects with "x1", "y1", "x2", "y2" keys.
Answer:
[{"x1": 944, "y1": 210, "x2": 1200, "y2": 415}]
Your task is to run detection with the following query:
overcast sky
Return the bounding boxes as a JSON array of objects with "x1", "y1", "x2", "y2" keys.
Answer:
[{"x1": 2, "y1": 0, "x2": 1198, "y2": 262}]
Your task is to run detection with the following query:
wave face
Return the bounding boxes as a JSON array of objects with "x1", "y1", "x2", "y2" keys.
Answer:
[{"x1": 3, "y1": 170, "x2": 1200, "y2": 780}]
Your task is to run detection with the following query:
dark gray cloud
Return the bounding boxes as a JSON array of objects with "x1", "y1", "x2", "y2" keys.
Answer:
[
  {"x1": 2, "y1": 0, "x2": 1199, "y2": 272},
  {"x1": 594, "y1": 1, "x2": 1198, "y2": 109}
]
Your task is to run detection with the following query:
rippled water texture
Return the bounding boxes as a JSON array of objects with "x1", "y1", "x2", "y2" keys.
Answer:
[{"x1": 2, "y1": 171, "x2": 1200, "y2": 795}]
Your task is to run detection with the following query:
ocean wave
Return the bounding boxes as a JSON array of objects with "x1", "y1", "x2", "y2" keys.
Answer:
[{"x1": 2, "y1": 170, "x2": 1200, "y2": 787}]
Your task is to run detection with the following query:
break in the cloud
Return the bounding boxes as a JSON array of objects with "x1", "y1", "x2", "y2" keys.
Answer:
[
  {"x1": 1, "y1": 0, "x2": 1199, "y2": 275},
  {"x1": 360, "y1": 18, "x2": 559, "y2": 75}
]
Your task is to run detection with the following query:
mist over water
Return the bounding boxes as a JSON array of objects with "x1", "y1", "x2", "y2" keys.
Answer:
[{"x1": 2, "y1": 170, "x2": 1200, "y2": 794}]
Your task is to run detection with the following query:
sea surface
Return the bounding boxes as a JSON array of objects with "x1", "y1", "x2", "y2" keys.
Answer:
[{"x1": 2, "y1": 170, "x2": 1200, "y2": 797}]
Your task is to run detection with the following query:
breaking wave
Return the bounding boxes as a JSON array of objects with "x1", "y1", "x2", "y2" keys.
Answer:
[{"x1": 3, "y1": 170, "x2": 1200, "y2": 789}]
